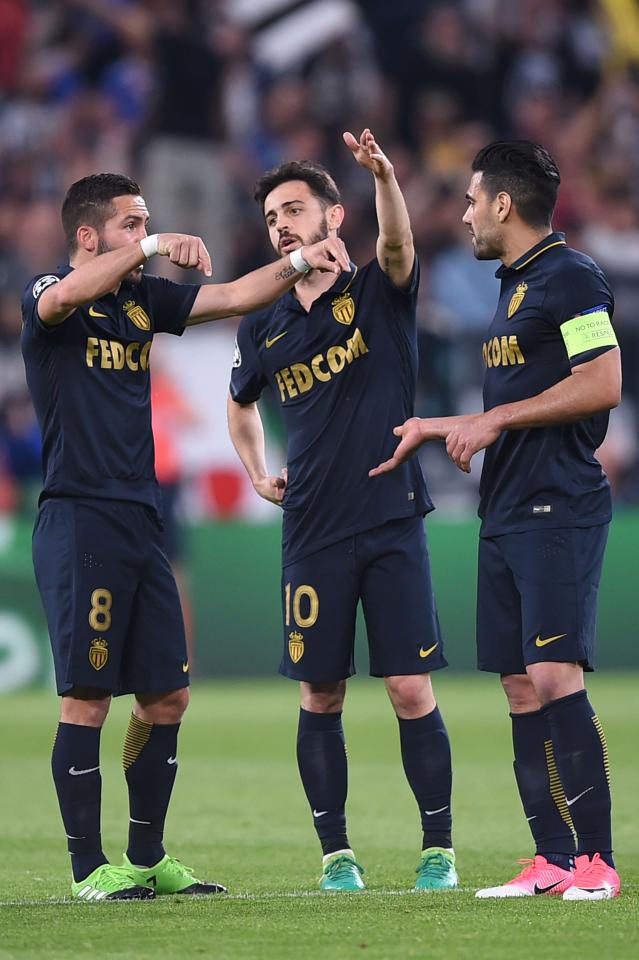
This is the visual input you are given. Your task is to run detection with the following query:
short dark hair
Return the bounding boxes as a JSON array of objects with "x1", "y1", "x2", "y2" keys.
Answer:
[
  {"x1": 61, "y1": 173, "x2": 141, "y2": 250},
  {"x1": 471, "y1": 140, "x2": 560, "y2": 228},
  {"x1": 254, "y1": 160, "x2": 341, "y2": 210}
]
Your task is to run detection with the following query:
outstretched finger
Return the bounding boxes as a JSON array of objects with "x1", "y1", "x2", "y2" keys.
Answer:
[
  {"x1": 197, "y1": 239, "x2": 212, "y2": 277},
  {"x1": 369, "y1": 457, "x2": 398, "y2": 477},
  {"x1": 343, "y1": 131, "x2": 359, "y2": 153}
]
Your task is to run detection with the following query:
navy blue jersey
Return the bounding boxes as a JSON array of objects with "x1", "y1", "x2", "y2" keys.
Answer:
[
  {"x1": 21, "y1": 266, "x2": 199, "y2": 514},
  {"x1": 230, "y1": 259, "x2": 432, "y2": 564},
  {"x1": 479, "y1": 232, "x2": 616, "y2": 536}
]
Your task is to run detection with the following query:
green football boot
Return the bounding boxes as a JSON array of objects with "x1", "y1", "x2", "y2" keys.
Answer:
[
  {"x1": 123, "y1": 853, "x2": 227, "y2": 895},
  {"x1": 320, "y1": 852, "x2": 366, "y2": 892},
  {"x1": 71, "y1": 863, "x2": 155, "y2": 901},
  {"x1": 414, "y1": 847, "x2": 458, "y2": 891}
]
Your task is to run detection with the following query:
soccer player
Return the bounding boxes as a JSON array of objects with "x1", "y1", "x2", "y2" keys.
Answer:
[
  {"x1": 371, "y1": 140, "x2": 622, "y2": 901},
  {"x1": 227, "y1": 131, "x2": 458, "y2": 892},
  {"x1": 21, "y1": 173, "x2": 349, "y2": 902}
]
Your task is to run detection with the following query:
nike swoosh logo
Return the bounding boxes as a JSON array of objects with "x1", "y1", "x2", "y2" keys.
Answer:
[
  {"x1": 130, "y1": 818, "x2": 151, "y2": 825},
  {"x1": 419, "y1": 643, "x2": 438, "y2": 659},
  {"x1": 68, "y1": 765, "x2": 100, "y2": 776},
  {"x1": 88, "y1": 305, "x2": 108, "y2": 318},
  {"x1": 535, "y1": 633, "x2": 567, "y2": 648},
  {"x1": 182, "y1": 661, "x2": 189, "y2": 673},
  {"x1": 167, "y1": 756, "x2": 178, "y2": 765},
  {"x1": 534, "y1": 880, "x2": 564, "y2": 895},
  {"x1": 265, "y1": 332, "x2": 287, "y2": 348},
  {"x1": 424, "y1": 805, "x2": 449, "y2": 816},
  {"x1": 313, "y1": 809, "x2": 328, "y2": 818},
  {"x1": 566, "y1": 785, "x2": 594, "y2": 806}
]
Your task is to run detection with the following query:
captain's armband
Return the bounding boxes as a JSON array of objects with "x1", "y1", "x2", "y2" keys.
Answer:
[{"x1": 560, "y1": 307, "x2": 617, "y2": 360}]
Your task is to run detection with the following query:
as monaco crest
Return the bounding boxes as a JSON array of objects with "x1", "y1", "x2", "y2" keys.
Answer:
[
  {"x1": 332, "y1": 294, "x2": 355, "y2": 326},
  {"x1": 507, "y1": 282, "x2": 528, "y2": 319},
  {"x1": 288, "y1": 631, "x2": 304, "y2": 664},
  {"x1": 89, "y1": 637, "x2": 109, "y2": 671},
  {"x1": 123, "y1": 299, "x2": 151, "y2": 331}
]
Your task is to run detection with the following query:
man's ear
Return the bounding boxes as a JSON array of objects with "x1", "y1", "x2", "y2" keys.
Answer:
[
  {"x1": 327, "y1": 204, "x2": 345, "y2": 232},
  {"x1": 76, "y1": 225, "x2": 99, "y2": 254},
  {"x1": 495, "y1": 192, "x2": 512, "y2": 223}
]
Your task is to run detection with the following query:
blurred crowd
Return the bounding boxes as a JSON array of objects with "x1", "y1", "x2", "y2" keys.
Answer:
[{"x1": 2, "y1": 0, "x2": 639, "y2": 517}]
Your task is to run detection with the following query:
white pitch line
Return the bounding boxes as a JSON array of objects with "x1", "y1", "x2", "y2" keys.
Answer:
[
  {"x1": 0, "y1": 887, "x2": 480, "y2": 908},
  {"x1": 2, "y1": 883, "x2": 634, "y2": 908}
]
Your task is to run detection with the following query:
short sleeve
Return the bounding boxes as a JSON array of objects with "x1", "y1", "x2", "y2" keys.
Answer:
[
  {"x1": 21, "y1": 273, "x2": 63, "y2": 334},
  {"x1": 144, "y1": 276, "x2": 200, "y2": 335},
  {"x1": 542, "y1": 260, "x2": 616, "y2": 366},
  {"x1": 375, "y1": 255, "x2": 420, "y2": 299},
  {"x1": 229, "y1": 317, "x2": 268, "y2": 404}
]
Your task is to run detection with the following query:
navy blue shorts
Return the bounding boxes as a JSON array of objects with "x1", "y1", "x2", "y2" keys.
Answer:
[
  {"x1": 476, "y1": 525, "x2": 609, "y2": 675},
  {"x1": 33, "y1": 498, "x2": 188, "y2": 696},
  {"x1": 280, "y1": 516, "x2": 446, "y2": 682}
]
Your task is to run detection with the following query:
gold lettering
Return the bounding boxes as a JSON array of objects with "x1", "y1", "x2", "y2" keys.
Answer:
[
  {"x1": 125, "y1": 342, "x2": 140, "y2": 370},
  {"x1": 482, "y1": 342, "x2": 490, "y2": 368},
  {"x1": 327, "y1": 345, "x2": 347, "y2": 374},
  {"x1": 274, "y1": 370, "x2": 287, "y2": 403},
  {"x1": 346, "y1": 328, "x2": 369, "y2": 361},
  {"x1": 86, "y1": 337, "x2": 99, "y2": 367},
  {"x1": 491, "y1": 337, "x2": 501, "y2": 368},
  {"x1": 507, "y1": 335, "x2": 525, "y2": 364},
  {"x1": 99, "y1": 339, "x2": 112, "y2": 369},
  {"x1": 311, "y1": 354, "x2": 331, "y2": 382},
  {"x1": 281, "y1": 367, "x2": 298, "y2": 398},
  {"x1": 110, "y1": 340, "x2": 125, "y2": 370},
  {"x1": 140, "y1": 341, "x2": 151, "y2": 371},
  {"x1": 290, "y1": 363, "x2": 313, "y2": 394}
]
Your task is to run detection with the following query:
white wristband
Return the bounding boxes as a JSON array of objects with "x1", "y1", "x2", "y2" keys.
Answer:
[
  {"x1": 289, "y1": 246, "x2": 312, "y2": 274},
  {"x1": 140, "y1": 234, "x2": 159, "y2": 259}
]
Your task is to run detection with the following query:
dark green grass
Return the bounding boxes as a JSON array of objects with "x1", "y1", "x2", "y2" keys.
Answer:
[{"x1": 1, "y1": 674, "x2": 637, "y2": 959}]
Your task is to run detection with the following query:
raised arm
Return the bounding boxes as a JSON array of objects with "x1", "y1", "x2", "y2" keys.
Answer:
[
  {"x1": 226, "y1": 394, "x2": 286, "y2": 505},
  {"x1": 343, "y1": 128, "x2": 415, "y2": 289},
  {"x1": 187, "y1": 237, "x2": 350, "y2": 325},
  {"x1": 38, "y1": 233, "x2": 212, "y2": 326},
  {"x1": 371, "y1": 348, "x2": 622, "y2": 476}
]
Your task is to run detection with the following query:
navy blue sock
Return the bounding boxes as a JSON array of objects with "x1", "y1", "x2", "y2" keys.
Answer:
[
  {"x1": 543, "y1": 690, "x2": 614, "y2": 867},
  {"x1": 398, "y1": 706, "x2": 452, "y2": 850},
  {"x1": 51, "y1": 722, "x2": 107, "y2": 882},
  {"x1": 511, "y1": 710, "x2": 576, "y2": 870},
  {"x1": 124, "y1": 714, "x2": 179, "y2": 867},
  {"x1": 296, "y1": 708, "x2": 349, "y2": 856}
]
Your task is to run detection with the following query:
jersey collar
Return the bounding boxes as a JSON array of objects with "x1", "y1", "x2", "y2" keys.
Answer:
[
  {"x1": 496, "y1": 232, "x2": 566, "y2": 278},
  {"x1": 282, "y1": 262, "x2": 358, "y2": 312}
]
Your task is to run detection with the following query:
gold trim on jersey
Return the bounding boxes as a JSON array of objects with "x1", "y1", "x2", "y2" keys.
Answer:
[{"x1": 514, "y1": 240, "x2": 566, "y2": 271}]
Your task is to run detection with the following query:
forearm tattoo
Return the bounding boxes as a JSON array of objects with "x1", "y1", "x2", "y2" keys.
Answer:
[{"x1": 275, "y1": 265, "x2": 297, "y2": 280}]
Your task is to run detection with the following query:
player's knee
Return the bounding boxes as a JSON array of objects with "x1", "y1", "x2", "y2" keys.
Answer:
[
  {"x1": 300, "y1": 680, "x2": 346, "y2": 713},
  {"x1": 386, "y1": 674, "x2": 435, "y2": 718},
  {"x1": 501, "y1": 673, "x2": 540, "y2": 713},
  {"x1": 61, "y1": 689, "x2": 111, "y2": 727},
  {"x1": 135, "y1": 687, "x2": 190, "y2": 723}
]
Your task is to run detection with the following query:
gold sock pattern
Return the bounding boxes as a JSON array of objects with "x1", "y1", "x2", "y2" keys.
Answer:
[
  {"x1": 123, "y1": 713, "x2": 152, "y2": 771},
  {"x1": 592, "y1": 715, "x2": 611, "y2": 786},
  {"x1": 544, "y1": 738, "x2": 575, "y2": 833}
]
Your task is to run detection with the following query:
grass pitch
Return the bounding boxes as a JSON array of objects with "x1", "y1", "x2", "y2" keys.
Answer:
[{"x1": 1, "y1": 674, "x2": 637, "y2": 960}]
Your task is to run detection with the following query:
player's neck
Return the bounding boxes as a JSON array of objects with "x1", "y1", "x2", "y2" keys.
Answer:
[
  {"x1": 293, "y1": 269, "x2": 340, "y2": 311},
  {"x1": 500, "y1": 227, "x2": 553, "y2": 268}
]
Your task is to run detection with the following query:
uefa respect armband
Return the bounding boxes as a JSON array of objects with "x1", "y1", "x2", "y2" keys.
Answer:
[{"x1": 560, "y1": 306, "x2": 618, "y2": 359}]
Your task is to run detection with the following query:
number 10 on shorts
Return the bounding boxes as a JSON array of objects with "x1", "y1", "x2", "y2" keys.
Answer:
[{"x1": 284, "y1": 583, "x2": 319, "y2": 628}]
